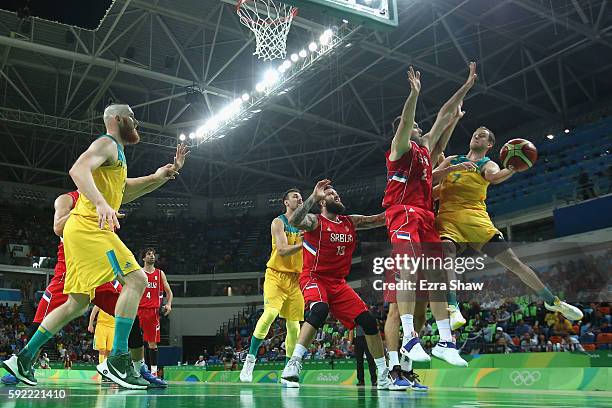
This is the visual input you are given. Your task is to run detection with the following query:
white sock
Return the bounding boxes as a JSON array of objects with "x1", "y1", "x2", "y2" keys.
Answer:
[
  {"x1": 437, "y1": 319, "x2": 452, "y2": 342},
  {"x1": 133, "y1": 359, "x2": 144, "y2": 373},
  {"x1": 400, "y1": 314, "x2": 415, "y2": 337},
  {"x1": 400, "y1": 356, "x2": 412, "y2": 372},
  {"x1": 388, "y1": 351, "x2": 400, "y2": 369},
  {"x1": 291, "y1": 344, "x2": 308, "y2": 360},
  {"x1": 374, "y1": 357, "x2": 387, "y2": 375},
  {"x1": 151, "y1": 365, "x2": 157, "y2": 374}
]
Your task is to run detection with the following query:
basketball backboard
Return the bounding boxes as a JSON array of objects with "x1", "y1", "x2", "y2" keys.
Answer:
[{"x1": 282, "y1": 0, "x2": 398, "y2": 29}]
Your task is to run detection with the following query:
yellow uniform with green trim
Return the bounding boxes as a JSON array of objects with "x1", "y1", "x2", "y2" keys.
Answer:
[
  {"x1": 435, "y1": 155, "x2": 502, "y2": 251},
  {"x1": 93, "y1": 310, "x2": 115, "y2": 351},
  {"x1": 263, "y1": 214, "x2": 304, "y2": 321},
  {"x1": 63, "y1": 134, "x2": 141, "y2": 300}
]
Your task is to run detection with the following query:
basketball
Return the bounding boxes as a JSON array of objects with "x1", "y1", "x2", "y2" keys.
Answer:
[{"x1": 499, "y1": 138, "x2": 538, "y2": 172}]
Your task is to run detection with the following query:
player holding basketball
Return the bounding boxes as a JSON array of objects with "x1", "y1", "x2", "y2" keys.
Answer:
[
  {"x1": 138, "y1": 248, "x2": 173, "y2": 377},
  {"x1": 1, "y1": 190, "x2": 166, "y2": 388},
  {"x1": 280, "y1": 180, "x2": 402, "y2": 390},
  {"x1": 384, "y1": 64, "x2": 478, "y2": 369},
  {"x1": 240, "y1": 189, "x2": 304, "y2": 383},
  {"x1": 433, "y1": 128, "x2": 583, "y2": 328},
  {"x1": 2, "y1": 104, "x2": 188, "y2": 389}
]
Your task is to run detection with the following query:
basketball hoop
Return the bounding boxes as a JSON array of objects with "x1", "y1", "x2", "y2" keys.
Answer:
[{"x1": 236, "y1": 0, "x2": 298, "y2": 61}]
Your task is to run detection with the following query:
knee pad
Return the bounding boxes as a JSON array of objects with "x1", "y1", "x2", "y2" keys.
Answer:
[
  {"x1": 128, "y1": 316, "x2": 144, "y2": 349},
  {"x1": 355, "y1": 312, "x2": 378, "y2": 335},
  {"x1": 253, "y1": 308, "x2": 279, "y2": 339},
  {"x1": 305, "y1": 302, "x2": 329, "y2": 330}
]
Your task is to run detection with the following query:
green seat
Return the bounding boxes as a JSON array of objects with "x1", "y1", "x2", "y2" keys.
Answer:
[
  {"x1": 421, "y1": 335, "x2": 431, "y2": 343},
  {"x1": 431, "y1": 335, "x2": 440, "y2": 344},
  {"x1": 461, "y1": 332, "x2": 469, "y2": 341}
]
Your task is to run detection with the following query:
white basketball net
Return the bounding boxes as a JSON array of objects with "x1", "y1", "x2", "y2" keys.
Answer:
[{"x1": 237, "y1": 0, "x2": 298, "y2": 61}]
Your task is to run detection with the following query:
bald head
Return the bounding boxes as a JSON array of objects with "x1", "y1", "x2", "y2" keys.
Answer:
[{"x1": 103, "y1": 104, "x2": 140, "y2": 145}]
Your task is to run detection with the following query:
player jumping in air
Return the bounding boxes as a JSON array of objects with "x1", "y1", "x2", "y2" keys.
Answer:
[
  {"x1": 280, "y1": 180, "x2": 404, "y2": 390},
  {"x1": 2, "y1": 104, "x2": 188, "y2": 389},
  {"x1": 138, "y1": 248, "x2": 173, "y2": 377},
  {"x1": 432, "y1": 127, "x2": 583, "y2": 329},
  {"x1": 382, "y1": 67, "x2": 473, "y2": 388},
  {"x1": 383, "y1": 64, "x2": 478, "y2": 368},
  {"x1": 241, "y1": 189, "x2": 304, "y2": 382}
]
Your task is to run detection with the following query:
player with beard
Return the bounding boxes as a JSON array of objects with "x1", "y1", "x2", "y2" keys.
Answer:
[
  {"x1": 433, "y1": 127, "x2": 583, "y2": 328},
  {"x1": 383, "y1": 65, "x2": 477, "y2": 371},
  {"x1": 1, "y1": 104, "x2": 189, "y2": 389},
  {"x1": 280, "y1": 180, "x2": 403, "y2": 390},
  {"x1": 241, "y1": 189, "x2": 304, "y2": 382}
]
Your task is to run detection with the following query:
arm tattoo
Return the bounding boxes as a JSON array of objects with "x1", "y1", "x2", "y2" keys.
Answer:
[{"x1": 290, "y1": 195, "x2": 319, "y2": 231}]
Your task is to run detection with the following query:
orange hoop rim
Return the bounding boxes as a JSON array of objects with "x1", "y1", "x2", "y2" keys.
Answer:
[{"x1": 236, "y1": 0, "x2": 298, "y2": 25}]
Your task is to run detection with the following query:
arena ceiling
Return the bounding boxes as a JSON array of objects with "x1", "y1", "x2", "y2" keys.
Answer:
[{"x1": 0, "y1": 0, "x2": 611, "y2": 198}]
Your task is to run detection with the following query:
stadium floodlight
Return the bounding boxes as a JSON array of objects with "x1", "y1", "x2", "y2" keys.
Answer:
[
  {"x1": 263, "y1": 69, "x2": 280, "y2": 86},
  {"x1": 179, "y1": 133, "x2": 186, "y2": 141},
  {"x1": 188, "y1": 132, "x2": 195, "y2": 139},
  {"x1": 194, "y1": 26, "x2": 348, "y2": 145},
  {"x1": 564, "y1": 129, "x2": 570, "y2": 134},
  {"x1": 320, "y1": 29, "x2": 333, "y2": 45},
  {"x1": 547, "y1": 134, "x2": 554, "y2": 140}
]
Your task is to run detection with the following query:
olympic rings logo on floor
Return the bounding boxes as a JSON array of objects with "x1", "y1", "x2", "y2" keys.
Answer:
[{"x1": 509, "y1": 370, "x2": 542, "y2": 386}]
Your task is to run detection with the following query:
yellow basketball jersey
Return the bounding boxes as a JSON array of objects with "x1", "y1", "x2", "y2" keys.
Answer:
[
  {"x1": 97, "y1": 309, "x2": 115, "y2": 328},
  {"x1": 438, "y1": 156, "x2": 491, "y2": 214},
  {"x1": 71, "y1": 134, "x2": 127, "y2": 222},
  {"x1": 266, "y1": 214, "x2": 302, "y2": 274}
]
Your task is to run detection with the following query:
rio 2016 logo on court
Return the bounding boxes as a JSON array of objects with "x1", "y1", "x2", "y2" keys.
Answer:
[
  {"x1": 316, "y1": 373, "x2": 340, "y2": 383},
  {"x1": 509, "y1": 370, "x2": 542, "y2": 386}
]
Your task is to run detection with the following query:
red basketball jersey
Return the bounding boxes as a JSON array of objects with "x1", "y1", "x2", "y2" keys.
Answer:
[
  {"x1": 139, "y1": 268, "x2": 163, "y2": 309},
  {"x1": 55, "y1": 191, "x2": 80, "y2": 277},
  {"x1": 302, "y1": 214, "x2": 357, "y2": 280},
  {"x1": 382, "y1": 142, "x2": 433, "y2": 211}
]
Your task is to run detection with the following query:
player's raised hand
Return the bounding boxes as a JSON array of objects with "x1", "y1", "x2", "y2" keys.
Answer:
[
  {"x1": 155, "y1": 163, "x2": 180, "y2": 181},
  {"x1": 408, "y1": 66, "x2": 421, "y2": 94},
  {"x1": 312, "y1": 179, "x2": 332, "y2": 201},
  {"x1": 172, "y1": 143, "x2": 191, "y2": 171},
  {"x1": 97, "y1": 201, "x2": 121, "y2": 230},
  {"x1": 465, "y1": 62, "x2": 477, "y2": 88}
]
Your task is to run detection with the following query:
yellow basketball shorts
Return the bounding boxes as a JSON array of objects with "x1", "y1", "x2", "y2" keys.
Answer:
[
  {"x1": 435, "y1": 209, "x2": 501, "y2": 252},
  {"x1": 263, "y1": 268, "x2": 304, "y2": 321},
  {"x1": 93, "y1": 324, "x2": 115, "y2": 351},
  {"x1": 63, "y1": 215, "x2": 141, "y2": 300}
]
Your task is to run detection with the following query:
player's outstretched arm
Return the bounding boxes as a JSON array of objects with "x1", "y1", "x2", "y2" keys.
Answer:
[
  {"x1": 432, "y1": 155, "x2": 477, "y2": 184},
  {"x1": 70, "y1": 137, "x2": 122, "y2": 230},
  {"x1": 288, "y1": 179, "x2": 330, "y2": 231},
  {"x1": 271, "y1": 218, "x2": 303, "y2": 256},
  {"x1": 160, "y1": 271, "x2": 173, "y2": 316},
  {"x1": 422, "y1": 62, "x2": 477, "y2": 152},
  {"x1": 483, "y1": 161, "x2": 516, "y2": 184},
  {"x1": 430, "y1": 105, "x2": 465, "y2": 160},
  {"x1": 53, "y1": 193, "x2": 75, "y2": 237},
  {"x1": 123, "y1": 143, "x2": 190, "y2": 204},
  {"x1": 349, "y1": 213, "x2": 386, "y2": 230},
  {"x1": 390, "y1": 67, "x2": 420, "y2": 161}
]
